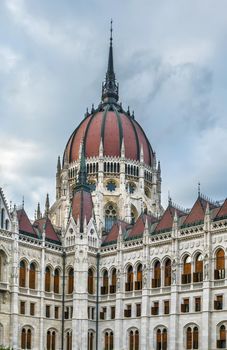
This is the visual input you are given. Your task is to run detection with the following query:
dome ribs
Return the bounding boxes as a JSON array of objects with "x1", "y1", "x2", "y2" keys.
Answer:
[
  {"x1": 125, "y1": 114, "x2": 140, "y2": 161},
  {"x1": 133, "y1": 119, "x2": 153, "y2": 166},
  {"x1": 101, "y1": 105, "x2": 110, "y2": 153},
  {"x1": 113, "y1": 105, "x2": 123, "y2": 151},
  {"x1": 63, "y1": 105, "x2": 153, "y2": 166},
  {"x1": 69, "y1": 115, "x2": 92, "y2": 162},
  {"x1": 84, "y1": 112, "x2": 102, "y2": 157}
]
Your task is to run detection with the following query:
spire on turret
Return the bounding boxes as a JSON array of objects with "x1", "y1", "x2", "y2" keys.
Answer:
[
  {"x1": 101, "y1": 20, "x2": 119, "y2": 103},
  {"x1": 45, "y1": 193, "x2": 50, "y2": 217},
  {"x1": 37, "y1": 203, "x2": 42, "y2": 220}
]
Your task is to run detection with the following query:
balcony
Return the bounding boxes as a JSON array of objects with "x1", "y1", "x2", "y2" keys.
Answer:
[
  {"x1": 125, "y1": 282, "x2": 133, "y2": 292},
  {"x1": 217, "y1": 340, "x2": 226, "y2": 348},
  {"x1": 101, "y1": 286, "x2": 108, "y2": 295},
  {"x1": 134, "y1": 281, "x2": 142, "y2": 290},
  {"x1": 152, "y1": 278, "x2": 161, "y2": 288},
  {"x1": 214, "y1": 269, "x2": 225, "y2": 280},
  {"x1": 181, "y1": 274, "x2": 191, "y2": 284},
  {"x1": 109, "y1": 285, "x2": 116, "y2": 294},
  {"x1": 193, "y1": 272, "x2": 203, "y2": 283}
]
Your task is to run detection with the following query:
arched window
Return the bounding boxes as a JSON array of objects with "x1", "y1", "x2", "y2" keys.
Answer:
[
  {"x1": 218, "y1": 325, "x2": 226, "y2": 348},
  {"x1": 88, "y1": 268, "x2": 94, "y2": 294},
  {"x1": 215, "y1": 249, "x2": 225, "y2": 280},
  {"x1": 88, "y1": 331, "x2": 94, "y2": 350},
  {"x1": 125, "y1": 265, "x2": 133, "y2": 291},
  {"x1": 186, "y1": 327, "x2": 192, "y2": 349},
  {"x1": 135, "y1": 264, "x2": 142, "y2": 290},
  {"x1": 29, "y1": 262, "x2": 36, "y2": 289},
  {"x1": 182, "y1": 256, "x2": 191, "y2": 284},
  {"x1": 152, "y1": 261, "x2": 161, "y2": 288},
  {"x1": 104, "y1": 331, "x2": 114, "y2": 350},
  {"x1": 68, "y1": 268, "x2": 74, "y2": 294},
  {"x1": 105, "y1": 203, "x2": 117, "y2": 232},
  {"x1": 193, "y1": 327, "x2": 199, "y2": 349},
  {"x1": 1, "y1": 208, "x2": 5, "y2": 229},
  {"x1": 193, "y1": 254, "x2": 203, "y2": 282},
  {"x1": 129, "y1": 330, "x2": 139, "y2": 350},
  {"x1": 164, "y1": 259, "x2": 171, "y2": 286},
  {"x1": 47, "y1": 330, "x2": 56, "y2": 350},
  {"x1": 110, "y1": 268, "x2": 116, "y2": 293},
  {"x1": 66, "y1": 330, "x2": 72, "y2": 350},
  {"x1": 101, "y1": 270, "x2": 108, "y2": 295},
  {"x1": 45, "y1": 266, "x2": 51, "y2": 292},
  {"x1": 186, "y1": 326, "x2": 198, "y2": 349},
  {"x1": 162, "y1": 329, "x2": 167, "y2": 350},
  {"x1": 156, "y1": 329, "x2": 161, "y2": 350},
  {"x1": 21, "y1": 328, "x2": 32, "y2": 349},
  {"x1": 54, "y1": 269, "x2": 60, "y2": 294},
  {"x1": 0, "y1": 251, "x2": 7, "y2": 282},
  {"x1": 19, "y1": 260, "x2": 26, "y2": 288}
]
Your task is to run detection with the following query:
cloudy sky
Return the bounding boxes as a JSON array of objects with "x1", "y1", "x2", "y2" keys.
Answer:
[{"x1": 1, "y1": 0, "x2": 227, "y2": 217}]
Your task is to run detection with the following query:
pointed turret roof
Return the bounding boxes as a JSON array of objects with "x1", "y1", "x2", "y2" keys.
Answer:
[
  {"x1": 214, "y1": 198, "x2": 227, "y2": 220},
  {"x1": 155, "y1": 202, "x2": 185, "y2": 233},
  {"x1": 182, "y1": 195, "x2": 218, "y2": 227}
]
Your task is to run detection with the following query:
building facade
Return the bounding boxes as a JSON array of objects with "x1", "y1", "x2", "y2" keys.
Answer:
[{"x1": 0, "y1": 29, "x2": 227, "y2": 350}]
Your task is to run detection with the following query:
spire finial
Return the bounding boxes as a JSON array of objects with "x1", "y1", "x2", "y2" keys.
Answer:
[
  {"x1": 198, "y1": 182, "x2": 201, "y2": 197},
  {"x1": 101, "y1": 20, "x2": 119, "y2": 103},
  {"x1": 110, "y1": 19, "x2": 113, "y2": 44}
]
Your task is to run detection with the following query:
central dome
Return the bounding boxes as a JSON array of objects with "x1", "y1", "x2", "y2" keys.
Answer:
[
  {"x1": 64, "y1": 105, "x2": 154, "y2": 166},
  {"x1": 63, "y1": 25, "x2": 154, "y2": 168}
]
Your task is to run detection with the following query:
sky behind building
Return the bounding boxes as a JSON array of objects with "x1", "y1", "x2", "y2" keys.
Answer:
[{"x1": 0, "y1": 0, "x2": 227, "y2": 217}]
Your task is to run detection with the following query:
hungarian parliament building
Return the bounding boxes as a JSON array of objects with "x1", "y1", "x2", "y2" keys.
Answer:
[{"x1": 0, "y1": 28, "x2": 227, "y2": 350}]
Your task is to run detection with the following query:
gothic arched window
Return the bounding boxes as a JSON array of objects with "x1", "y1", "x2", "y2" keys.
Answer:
[
  {"x1": 105, "y1": 203, "x2": 117, "y2": 232},
  {"x1": 29, "y1": 262, "x2": 36, "y2": 289},
  {"x1": 152, "y1": 261, "x2": 161, "y2": 288},
  {"x1": 19, "y1": 260, "x2": 26, "y2": 288},
  {"x1": 66, "y1": 330, "x2": 72, "y2": 350},
  {"x1": 21, "y1": 327, "x2": 32, "y2": 349},
  {"x1": 88, "y1": 268, "x2": 94, "y2": 294},
  {"x1": 164, "y1": 259, "x2": 171, "y2": 286},
  {"x1": 215, "y1": 248, "x2": 225, "y2": 279},
  {"x1": 194, "y1": 254, "x2": 203, "y2": 282},
  {"x1": 45, "y1": 266, "x2": 51, "y2": 292},
  {"x1": 54, "y1": 269, "x2": 60, "y2": 294},
  {"x1": 68, "y1": 268, "x2": 74, "y2": 294}
]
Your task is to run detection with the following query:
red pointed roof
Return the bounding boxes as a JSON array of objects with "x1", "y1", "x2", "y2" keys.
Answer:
[
  {"x1": 214, "y1": 199, "x2": 227, "y2": 220},
  {"x1": 128, "y1": 213, "x2": 157, "y2": 238},
  {"x1": 102, "y1": 220, "x2": 129, "y2": 245},
  {"x1": 155, "y1": 204, "x2": 185, "y2": 233},
  {"x1": 17, "y1": 209, "x2": 37, "y2": 237},
  {"x1": 182, "y1": 196, "x2": 217, "y2": 227},
  {"x1": 33, "y1": 217, "x2": 60, "y2": 244}
]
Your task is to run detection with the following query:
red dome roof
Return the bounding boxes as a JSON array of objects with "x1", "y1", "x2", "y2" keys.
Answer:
[{"x1": 64, "y1": 106, "x2": 154, "y2": 167}]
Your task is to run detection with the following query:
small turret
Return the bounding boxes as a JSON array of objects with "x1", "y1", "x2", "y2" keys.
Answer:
[
  {"x1": 56, "y1": 156, "x2": 61, "y2": 200},
  {"x1": 45, "y1": 193, "x2": 50, "y2": 217},
  {"x1": 37, "y1": 203, "x2": 42, "y2": 220}
]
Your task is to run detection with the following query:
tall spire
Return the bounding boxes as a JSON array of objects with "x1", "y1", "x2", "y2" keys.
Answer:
[{"x1": 102, "y1": 20, "x2": 119, "y2": 103}]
